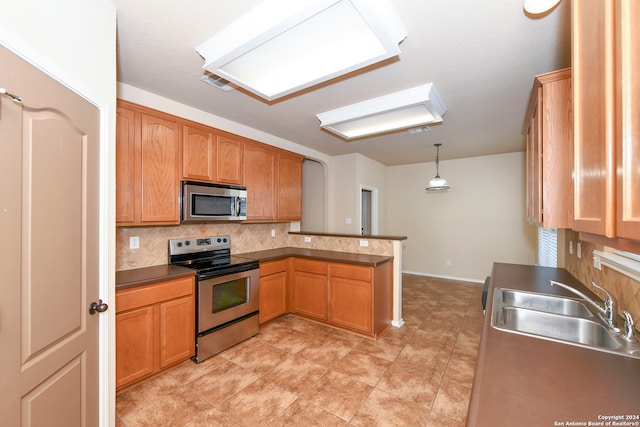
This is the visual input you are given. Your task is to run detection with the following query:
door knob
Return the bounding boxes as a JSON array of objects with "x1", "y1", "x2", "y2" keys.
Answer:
[{"x1": 89, "y1": 299, "x2": 109, "y2": 315}]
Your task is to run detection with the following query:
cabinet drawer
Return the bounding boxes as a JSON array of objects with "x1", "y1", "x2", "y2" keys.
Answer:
[
  {"x1": 293, "y1": 258, "x2": 328, "y2": 275},
  {"x1": 330, "y1": 263, "x2": 372, "y2": 282},
  {"x1": 116, "y1": 276, "x2": 194, "y2": 313},
  {"x1": 260, "y1": 258, "x2": 288, "y2": 276}
]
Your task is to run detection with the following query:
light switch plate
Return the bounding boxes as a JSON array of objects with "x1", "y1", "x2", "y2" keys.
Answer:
[{"x1": 130, "y1": 236, "x2": 139, "y2": 249}]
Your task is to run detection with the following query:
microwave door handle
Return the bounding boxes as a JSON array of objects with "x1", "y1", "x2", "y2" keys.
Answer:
[{"x1": 235, "y1": 197, "x2": 240, "y2": 216}]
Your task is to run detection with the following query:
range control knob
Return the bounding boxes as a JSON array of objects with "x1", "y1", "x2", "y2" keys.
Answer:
[
  {"x1": 176, "y1": 242, "x2": 183, "y2": 247},
  {"x1": 185, "y1": 240, "x2": 190, "y2": 246}
]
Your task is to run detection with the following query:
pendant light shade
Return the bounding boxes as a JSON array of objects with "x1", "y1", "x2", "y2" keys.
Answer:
[{"x1": 425, "y1": 143, "x2": 450, "y2": 191}]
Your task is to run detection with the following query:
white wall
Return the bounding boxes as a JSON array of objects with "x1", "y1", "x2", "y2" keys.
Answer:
[
  {"x1": 0, "y1": 1, "x2": 116, "y2": 426},
  {"x1": 301, "y1": 159, "x2": 326, "y2": 232},
  {"x1": 329, "y1": 153, "x2": 388, "y2": 234},
  {"x1": 387, "y1": 152, "x2": 537, "y2": 282}
]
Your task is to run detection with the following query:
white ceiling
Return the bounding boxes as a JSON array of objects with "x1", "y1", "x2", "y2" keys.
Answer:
[{"x1": 112, "y1": 0, "x2": 571, "y2": 166}]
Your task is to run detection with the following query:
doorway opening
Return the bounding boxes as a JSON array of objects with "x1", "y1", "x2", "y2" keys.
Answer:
[{"x1": 360, "y1": 185, "x2": 378, "y2": 235}]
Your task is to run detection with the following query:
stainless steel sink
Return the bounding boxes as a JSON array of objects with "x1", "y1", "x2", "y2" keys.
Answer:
[
  {"x1": 496, "y1": 306, "x2": 621, "y2": 348},
  {"x1": 490, "y1": 288, "x2": 640, "y2": 359},
  {"x1": 497, "y1": 288, "x2": 593, "y2": 318}
]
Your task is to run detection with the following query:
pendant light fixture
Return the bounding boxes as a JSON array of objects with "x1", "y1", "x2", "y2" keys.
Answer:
[{"x1": 425, "y1": 143, "x2": 450, "y2": 191}]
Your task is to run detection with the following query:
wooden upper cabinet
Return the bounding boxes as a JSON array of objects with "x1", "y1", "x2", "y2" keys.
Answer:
[
  {"x1": 615, "y1": 0, "x2": 640, "y2": 240},
  {"x1": 244, "y1": 141, "x2": 276, "y2": 221},
  {"x1": 139, "y1": 113, "x2": 180, "y2": 223},
  {"x1": 572, "y1": 0, "x2": 640, "y2": 241},
  {"x1": 182, "y1": 124, "x2": 216, "y2": 182},
  {"x1": 116, "y1": 102, "x2": 180, "y2": 226},
  {"x1": 115, "y1": 106, "x2": 137, "y2": 224},
  {"x1": 525, "y1": 68, "x2": 573, "y2": 229},
  {"x1": 277, "y1": 151, "x2": 303, "y2": 221},
  {"x1": 216, "y1": 135, "x2": 243, "y2": 185}
]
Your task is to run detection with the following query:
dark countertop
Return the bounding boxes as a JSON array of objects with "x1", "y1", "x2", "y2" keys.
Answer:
[
  {"x1": 468, "y1": 263, "x2": 640, "y2": 426},
  {"x1": 116, "y1": 248, "x2": 392, "y2": 290},
  {"x1": 290, "y1": 231, "x2": 407, "y2": 241},
  {"x1": 236, "y1": 247, "x2": 393, "y2": 267},
  {"x1": 116, "y1": 264, "x2": 195, "y2": 290}
]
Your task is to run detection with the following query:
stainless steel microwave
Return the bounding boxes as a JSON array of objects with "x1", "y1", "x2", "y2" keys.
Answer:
[{"x1": 181, "y1": 181, "x2": 247, "y2": 222}]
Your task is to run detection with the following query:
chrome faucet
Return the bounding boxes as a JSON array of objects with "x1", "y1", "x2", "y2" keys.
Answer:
[
  {"x1": 549, "y1": 280, "x2": 618, "y2": 329},
  {"x1": 620, "y1": 311, "x2": 637, "y2": 340}
]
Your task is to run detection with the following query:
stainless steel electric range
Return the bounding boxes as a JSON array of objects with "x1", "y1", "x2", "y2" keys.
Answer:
[{"x1": 168, "y1": 235, "x2": 259, "y2": 362}]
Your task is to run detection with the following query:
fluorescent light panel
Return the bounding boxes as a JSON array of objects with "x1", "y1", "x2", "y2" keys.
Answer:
[
  {"x1": 196, "y1": 0, "x2": 407, "y2": 101},
  {"x1": 316, "y1": 83, "x2": 446, "y2": 140}
]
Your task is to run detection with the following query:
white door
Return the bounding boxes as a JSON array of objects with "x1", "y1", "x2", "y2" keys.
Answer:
[{"x1": 0, "y1": 45, "x2": 102, "y2": 426}]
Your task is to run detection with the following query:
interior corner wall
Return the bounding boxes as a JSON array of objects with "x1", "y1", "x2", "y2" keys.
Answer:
[
  {"x1": 301, "y1": 158, "x2": 326, "y2": 232},
  {"x1": 387, "y1": 152, "x2": 537, "y2": 282},
  {"x1": 328, "y1": 154, "x2": 359, "y2": 233},
  {"x1": 355, "y1": 153, "x2": 388, "y2": 235}
]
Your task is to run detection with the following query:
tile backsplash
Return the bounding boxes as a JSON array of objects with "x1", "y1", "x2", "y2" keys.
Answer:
[
  {"x1": 563, "y1": 229, "x2": 640, "y2": 333},
  {"x1": 116, "y1": 223, "x2": 394, "y2": 271}
]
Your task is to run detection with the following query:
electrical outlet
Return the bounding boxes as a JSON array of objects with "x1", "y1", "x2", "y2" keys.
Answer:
[
  {"x1": 130, "y1": 236, "x2": 139, "y2": 250},
  {"x1": 445, "y1": 259, "x2": 452, "y2": 267},
  {"x1": 304, "y1": 236, "x2": 311, "y2": 243},
  {"x1": 577, "y1": 242, "x2": 582, "y2": 259},
  {"x1": 359, "y1": 240, "x2": 369, "y2": 247},
  {"x1": 569, "y1": 241, "x2": 574, "y2": 255},
  {"x1": 345, "y1": 217, "x2": 352, "y2": 225},
  {"x1": 271, "y1": 229, "x2": 276, "y2": 237}
]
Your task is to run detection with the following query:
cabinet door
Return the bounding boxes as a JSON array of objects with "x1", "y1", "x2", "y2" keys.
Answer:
[
  {"x1": 277, "y1": 152, "x2": 303, "y2": 220},
  {"x1": 540, "y1": 72, "x2": 573, "y2": 229},
  {"x1": 115, "y1": 306, "x2": 154, "y2": 388},
  {"x1": 292, "y1": 271, "x2": 327, "y2": 320},
  {"x1": 182, "y1": 124, "x2": 215, "y2": 182},
  {"x1": 216, "y1": 135, "x2": 243, "y2": 185},
  {"x1": 159, "y1": 295, "x2": 195, "y2": 368},
  {"x1": 259, "y1": 271, "x2": 288, "y2": 324},
  {"x1": 140, "y1": 113, "x2": 180, "y2": 223},
  {"x1": 244, "y1": 142, "x2": 276, "y2": 220},
  {"x1": 329, "y1": 277, "x2": 372, "y2": 334},
  {"x1": 115, "y1": 106, "x2": 137, "y2": 223},
  {"x1": 616, "y1": 0, "x2": 640, "y2": 240},
  {"x1": 572, "y1": 0, "x2": 616, "y2": 236}
]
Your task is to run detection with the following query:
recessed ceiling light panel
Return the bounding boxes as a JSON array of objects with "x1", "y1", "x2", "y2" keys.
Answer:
[
  {"x1": 316, "y1": 83, "x2": 447, "y2": 140},
  {"x1": 196, "y1": 0, "x2": 407, "y2": 101}
]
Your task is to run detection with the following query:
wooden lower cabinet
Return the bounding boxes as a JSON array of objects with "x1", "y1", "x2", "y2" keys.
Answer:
[
  {"x1": 281, "y1": 257, "x2": 392, "y2": 337},
  {"x1": 292, "y1": 259, "x2": 328, "y2": 321},
  {"x1": 329, "y1": 276, "x2": 372, "y2": 333},
  {"x1": 116, "y1": 276, "x2": 195, "y2": 389},
  {"x1": 259, "y1": 259, "x2": 289, "y2": 324}
]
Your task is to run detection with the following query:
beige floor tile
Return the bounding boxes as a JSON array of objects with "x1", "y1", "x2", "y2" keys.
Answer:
[
  {"x1": 217, "y1": 378, "x2": 298, "y2": 426},
  {"x1": 376, "y1": 362, "x2": 440, "y2": 408},
  {"x1": 168, "y1": 356, "x2": 226, "y2": 385},
  {"x1": 431, "y1": 379, "x2": 472, "y2": 423},
  {"x1": 332, "y1": 349, "x2": 393, "y2": 386},
  {"x1": 184, "y1": 406, "x2": 241, "y2": 427},
  {"x1": 427, "y1": 411, "x2": 466, "y2": 427},
  {"x1": 354, "y1": 334, "x2": 406, "y2": 362},
  {"x1": 190, "y1": 362, "x2": 261, "y2": 406},
  {"x1": 302, "y1": 370, "x2": 373, "y2": 421},
  {"x1": 262, "y1": 353, "x2": 328, "y2": 393},
  {"x1": 267, "y1": 398, "x2": 346, "y2": 427},
  {"x1": 120, "y1": 386, "x2": 211, "y2": 427},
  {"x1": 282, "y1": 315, "x2": 333, "y2": 336},
  {"x1": 222, "y1": 341, "x2": 289, "y2": 374},
  {"x1": 116, "y1": 370, "x2": 185, "y2": 418},
  {"x1": 443, "y1": 352, "x2": 477, "y2": 386},
  {"x1": 259, "y1": 327, "x2": 317, "y2": 354},
  {"x1": 297, "y1": 335, "x2": 355, "y2": 367},
  {"x1": 349, "y1": 389, "x2": 430, "y2": 426},
  {"x1": 394, "y1": 343, "x2": 449, "y2": 377}
]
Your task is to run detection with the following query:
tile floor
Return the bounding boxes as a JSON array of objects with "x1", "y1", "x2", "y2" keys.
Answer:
[{"x1": 116, "y1": 274, "x2": 485, "y2": 426}]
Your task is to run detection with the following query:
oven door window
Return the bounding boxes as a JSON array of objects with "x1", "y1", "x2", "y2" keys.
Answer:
[
  {"x1": 212, "y1": 278, "x2": 249, "y2": 313},
  {"x1": 192, "y1": 194, "x2": 233, "y2": 217}
]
